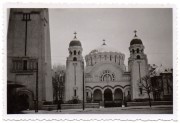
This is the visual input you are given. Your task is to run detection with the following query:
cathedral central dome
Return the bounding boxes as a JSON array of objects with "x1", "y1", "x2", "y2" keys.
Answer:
[
  {"x1": 85, "y1": 39, "x2": 125, "y2": 67},
  {"x1": 90, "y1": 40, "x2": 119, "y2": 54}
]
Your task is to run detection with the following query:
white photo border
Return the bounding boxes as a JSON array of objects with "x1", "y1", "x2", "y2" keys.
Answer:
[{"x1": 0, "y1": 2, "x2": 178, "y2": 121}]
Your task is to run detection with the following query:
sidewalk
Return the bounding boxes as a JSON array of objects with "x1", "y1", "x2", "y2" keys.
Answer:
[
  {"x1": 121, "y1": 105, "x2": 173, "y2": 109},
  {"x1": 20, "y1": 105, "x2": 173, "y2": 114}
]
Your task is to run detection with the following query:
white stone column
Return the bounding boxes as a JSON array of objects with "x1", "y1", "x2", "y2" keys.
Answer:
[
  {"x1": 102, "y1": 92, "x2": 104, "y2": 107},
  {"x1": 91, "y1": 93, "x2": 93, "y2": 102},
  {"x1": 102, "y1": 93, "x2": 104, "y2": 102},
  {"x1": 122, "y1": 91, "x2": 125, "y2": 107}
]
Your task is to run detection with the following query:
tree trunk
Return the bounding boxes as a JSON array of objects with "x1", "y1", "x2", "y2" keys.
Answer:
[{"x1": 148, "y1": 92, "x2": 152, "y2": 107}]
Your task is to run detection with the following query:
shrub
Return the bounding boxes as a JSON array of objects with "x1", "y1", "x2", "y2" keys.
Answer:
[
  {"x1": 43, "y1": 101, "x2": 53, "y2": 105},
  {"x1": 67, "y1": 99, "x2": 81, "y2": 104}
]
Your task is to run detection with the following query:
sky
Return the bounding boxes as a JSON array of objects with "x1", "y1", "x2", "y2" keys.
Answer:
[{"x1": 49, "y1": 8, "x2": 172, "y2": 68}]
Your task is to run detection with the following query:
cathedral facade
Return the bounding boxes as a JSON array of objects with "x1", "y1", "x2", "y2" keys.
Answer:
[{"x1": 65, "y1": 32, "x2": 150, "y2": 105}]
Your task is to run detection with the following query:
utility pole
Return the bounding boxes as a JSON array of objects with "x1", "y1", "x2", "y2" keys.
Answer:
[
  {"x1": 35, "y1": 62, "x2": 38, "y2": 113},
  {"x1": 82, "y1": 61, "x2": 85, "y2": 110}
]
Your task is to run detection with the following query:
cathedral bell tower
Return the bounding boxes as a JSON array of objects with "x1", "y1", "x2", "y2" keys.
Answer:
[
  {"x1": 7, "y1": 9, "x2": 53, "y2": 110},
  {"x1": 65, "y1": 32, "x2": 84, "y2": 102},
  {"x1": 128, "y1": 30, "x2": 149, "y2": 101}
]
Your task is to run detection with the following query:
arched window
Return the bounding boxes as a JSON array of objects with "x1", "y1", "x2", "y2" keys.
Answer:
[
  {"x1": 23, "y1": 60, "x2": 27, "y2": 70},
  {"x1": 78, "y1": 51, "x2": 80, "y2": 55},
  {"x1": 110, "y1": 55, "x2": 112, "y2": 61},
  {"x1": 132, "y1": 49, "x2": 135, "y2": 54},
  {"x1": 74, "y1": 50, "x2": 76, "y2": 55},
  {"x1": 139, "y1": 88, "x2": 143, "y2": 95},
  {"x1": 103, "y1": 74, "x2": 112, "y2": 81},
  {"x1": 73, "y1": 57, "x2": 77, "y2": 61},
  {"x1": 100, "y1": 70, "x2": 115, "y2": 82},
  {"x1": 137, "y1": 48, "x2": 139, "y2": 53},
  {"x1": 74, "y1": 89, "x2": 77, "y2": 96},
  {"x1": 137, "y1": 55, "x2": 140, "y2": 59}
]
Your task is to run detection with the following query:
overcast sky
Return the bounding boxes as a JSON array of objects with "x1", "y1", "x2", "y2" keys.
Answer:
[{"x1": 49, "y1": 8, "x2": 172, "y2": 68}]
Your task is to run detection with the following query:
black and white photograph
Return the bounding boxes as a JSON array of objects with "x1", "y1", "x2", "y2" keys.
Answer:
[{"x1": 6, "y1": 7, "x2": 173, "y2": 116}]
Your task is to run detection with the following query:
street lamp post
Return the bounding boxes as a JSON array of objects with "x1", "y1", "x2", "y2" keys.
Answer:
[
  {"x1": 82, "y1": 61, "x2": 85, "y2": 110},
  {"x1": 35, "y1": 62, "x2": 38, "y2": 113},
  {"x1": 59, "y1": 72, "x2": 62, "y2": 112}
]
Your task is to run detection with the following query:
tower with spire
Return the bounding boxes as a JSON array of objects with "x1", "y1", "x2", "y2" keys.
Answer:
[
  {"x1": 65, "y1": 32, "x2": 84, "y2": 102},
  {"x1": 7, "y1": 9, "x2": 53, "y2": 110},
  {"x1": 128, "y1": 30, "x2": 149, "y2": 101}
]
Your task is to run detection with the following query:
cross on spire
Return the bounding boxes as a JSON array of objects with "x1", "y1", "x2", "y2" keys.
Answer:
[
  {"x1": 134, "y1": 30, "x2": 137, "y2": 37},
  {"x1": 102, "y1": 39, "x2": 106, "y2": 45},
  {"x1": 74, "y1": 31, "x2": 77, "y2": 39}
]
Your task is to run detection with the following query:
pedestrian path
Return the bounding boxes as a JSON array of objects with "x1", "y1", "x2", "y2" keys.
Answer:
[{"x1": 20, "y1": 105, "x2": 173, "y2": 114}]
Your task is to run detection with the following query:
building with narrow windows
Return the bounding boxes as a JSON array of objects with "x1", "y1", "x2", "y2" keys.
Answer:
[{"x1": 150, "y1": 64, "x2": 173, "y2": 101}]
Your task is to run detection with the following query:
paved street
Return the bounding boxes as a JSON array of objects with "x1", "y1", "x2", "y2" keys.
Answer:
[{"x1": 21, "y1": 105, "x2": 173, "y2": 114}]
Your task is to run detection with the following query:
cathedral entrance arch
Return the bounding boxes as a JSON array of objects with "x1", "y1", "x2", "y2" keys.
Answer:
[
  {"x1": 104, "y1": 89, "x2": 113, "y2": 101},
  {"x1": 104, "y1": 88, "x2": 113, "y2": 107},
  {"x1": 114, "y1": 88, "x2": 123, "y2": 101},
  {"x1": 93, "y1": 89, "x2": 102, "y2": 102}
]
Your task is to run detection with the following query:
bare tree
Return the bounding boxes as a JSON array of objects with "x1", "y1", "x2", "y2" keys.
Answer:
[
  {"x1": 52, "y1": 75, "x2": 58, "y2": 103},
  {"x1": 52, "y1": 64, "x2": 66, "y2": 73},
  {"x1": 52, "y1": 64, "x2": 65, "y2": 104},
  {"x1": 150, "y1": 76, "x2": 163, "y2": 101},
  {"x1": 138, "y1": 75, "x2": 152, "y2": 107}
]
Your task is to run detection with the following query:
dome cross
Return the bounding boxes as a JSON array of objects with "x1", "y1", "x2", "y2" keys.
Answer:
[
  {"x1": 134, "y1": 30, "x2": 137, "y2": 37},
  {"x1": 102, "y1": 39, "x2": 106, "y2": 45},
  {"x1": 74, "y1": 31, "x2": 77, "y2": 39}
]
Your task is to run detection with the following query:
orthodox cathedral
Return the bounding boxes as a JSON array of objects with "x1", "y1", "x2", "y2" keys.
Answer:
[{"x1": 65, "y1": 31, "x2": 150, "y2": 105}]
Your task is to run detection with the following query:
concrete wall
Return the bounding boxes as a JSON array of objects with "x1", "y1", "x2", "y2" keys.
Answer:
[{"x1": 7, "y1": 9, "x2": 53, "y2": 109}]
